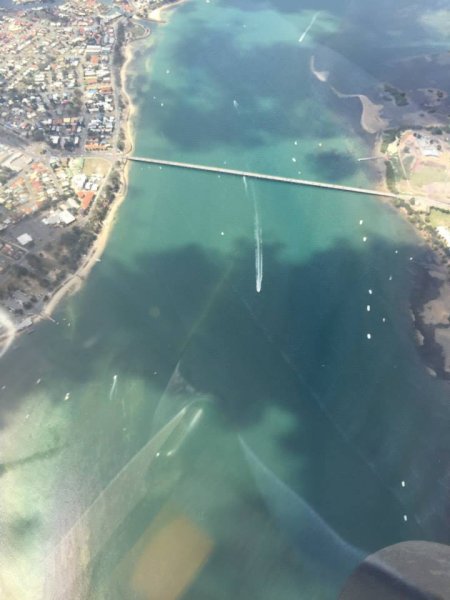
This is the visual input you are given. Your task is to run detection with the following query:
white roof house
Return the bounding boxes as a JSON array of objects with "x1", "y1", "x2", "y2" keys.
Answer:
[
  {"x1": 17, "y1": 233, "x2": 33, "y2": 246},
  {"x1": 59, "y1": 210, "x2": 76, "y2": 225}
]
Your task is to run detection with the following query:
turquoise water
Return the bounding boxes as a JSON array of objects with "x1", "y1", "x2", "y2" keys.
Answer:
[{"x1": 2, "y1": 1, "x2": 450, "y2": 598}]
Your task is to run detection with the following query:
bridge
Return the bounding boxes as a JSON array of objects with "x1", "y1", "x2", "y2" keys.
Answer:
[{"x1": 128, "y1": 156, "x2": 400, "y2": 199}]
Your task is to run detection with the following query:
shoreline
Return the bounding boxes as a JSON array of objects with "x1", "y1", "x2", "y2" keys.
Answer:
[
  {"x1": 34, "y1": 29, "x2": 138, "y2": 325},
  {"x1": 409, "y1": 255, "x2": 450, "y2": 379},
  {"x1": 372, "y1": 141, "x2": 450, "y2": 381},
  {"x1": 148, "y1": 0, "x2": 187, "y2": 23},
  {"x1": 26, "y1": 9, "x2": 173, "y2": 329},
  {"x1": 370, "y1": 134, "x2": 450, "y2": 379},
  {"x1": 37, "y1": 3, "x2": 189, "y2": 323},
  {"x1": 310, "y1": 56, "x2": 450, "y2": 379},
  {"x1": 370, "y1": 137, "x2": 450, "y2": 380}
]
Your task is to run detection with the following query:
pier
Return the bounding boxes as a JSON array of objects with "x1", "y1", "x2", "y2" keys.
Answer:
[{"x1": 128, "y1": 156, "x2": 400, "y2": 199}]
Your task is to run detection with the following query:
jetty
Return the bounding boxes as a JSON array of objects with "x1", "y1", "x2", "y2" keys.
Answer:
[
  {"x1": 357, "y1": 156, "x2": 384, "y2": 162},
  {"x1": 128, "y1": 156, "x2": 400, "y2": 199}
]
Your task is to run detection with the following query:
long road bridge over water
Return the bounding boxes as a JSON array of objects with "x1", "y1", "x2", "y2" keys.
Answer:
[{"x1": 128, "y1": 156, "x2": 400, "y2": 199}]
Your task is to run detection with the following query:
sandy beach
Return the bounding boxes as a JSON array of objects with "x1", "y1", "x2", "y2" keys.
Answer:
[
  {"x1": 40, "y1": 167, "x2": 129, "y2": 320},
  {"x1": 330, "y1": 86, "x2": 388, "y2": 134},
  {"x1": 38, "y1": 52, "x2": 135, "y2": 322},
  {"x1": 310, "y1": 56, "x2": 329, "y2": 83},
  {"x1": 148, "y1": 0, "x2": 187, "y2": 23},
  {"x1": 309, "y1": 58, "x2": 388, "y2": 134}
]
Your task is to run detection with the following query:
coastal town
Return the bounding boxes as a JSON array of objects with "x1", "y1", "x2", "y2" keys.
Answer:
[{"x1": 0, "y1": 0, "x2": 176, "y2": 332}]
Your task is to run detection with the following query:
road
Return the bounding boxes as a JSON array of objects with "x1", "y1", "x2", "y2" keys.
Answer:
[{"x1": 128, "y1": 156, "x2": 402, "y2": 199}]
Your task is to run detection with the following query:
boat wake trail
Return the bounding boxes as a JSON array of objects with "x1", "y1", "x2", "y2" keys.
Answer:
[
  {"x1": 243, "y1": 174, "x2": 248, "y2": 194},
  {"x1": 109, "y1": 374, "x2": 118, "y2": 402},
  {"x1": 243, "y1": 176, "x2": 263, "y2": 293},
  {"x1": 254, "y1": 196, "x2": 263, "y2": 293},
  {"x1": 298, "y1": 12, "x2": 320, "y2": 43}
]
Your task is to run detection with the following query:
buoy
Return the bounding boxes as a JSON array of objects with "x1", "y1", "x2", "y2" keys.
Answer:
[
  {"x1": 366, "y1": 333, "x2": 372, "y2": 340},
  {"x1": 401, "y1": 480, "x2": 406, "y2": 488}
]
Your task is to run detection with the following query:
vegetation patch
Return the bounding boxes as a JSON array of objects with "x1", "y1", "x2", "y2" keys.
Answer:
[
  {"x1": 380, "y1": 128, "x2": 401, "y2": 153},
  {"x1": 385, "y1": 160, "x2": 398, "y2": 193},
  {"x1": 429, "y1": 209, "x2": 450, "y2": 229},
  {"x1": 383, "y1": 84, "x2": 408, "y2": 107},
  {"x1": 410, "y1": 165, "x2": 448, "y2": 187}
]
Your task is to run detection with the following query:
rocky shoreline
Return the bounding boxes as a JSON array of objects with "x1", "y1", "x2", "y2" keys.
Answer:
[{"x1": 410, "y1": 253, "x2": 450, "y2": 379}]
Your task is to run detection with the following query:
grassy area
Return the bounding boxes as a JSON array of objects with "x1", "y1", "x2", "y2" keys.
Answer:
[
  {"x1": 129, "y1": 23, "x2": 146, "y2": 40},
  {"x1": 83, "y1": 157, "x2": 111, "y2": 177},
  {"x1": 429, "y1": 208, "x2": 450, "y2": 228},
  {"x1": 410, "y1": 165, "x2": 448, "y2": 187},
  {"x1": 385, "y1": 160, "x2": 398, "y2": 193},
  {"x1": 402, "y1": 154, "x2": 415, "y2": 177}
]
